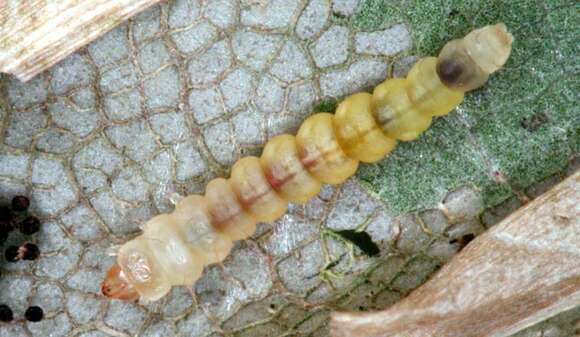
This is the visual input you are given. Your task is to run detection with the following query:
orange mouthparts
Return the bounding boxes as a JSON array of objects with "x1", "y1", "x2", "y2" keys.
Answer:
[{"x1": 101, "y1": 264, "x2": 139, "y2": 301}]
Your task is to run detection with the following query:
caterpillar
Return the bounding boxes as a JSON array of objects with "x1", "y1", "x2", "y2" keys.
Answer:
[{"x1": 101, "y1": 23, "x2": 514, "y2": 302}]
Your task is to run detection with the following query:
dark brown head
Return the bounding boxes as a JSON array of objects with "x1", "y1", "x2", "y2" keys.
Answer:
[
  {"x1": 101, "y1": 264, "x2": 139, "y2": 301},
  {"x1": 436, "y1": 39, "x2": 489, "y2": 92},
  {"x1": 436, "y1": 59, "x2": 465, "y2": 87}
]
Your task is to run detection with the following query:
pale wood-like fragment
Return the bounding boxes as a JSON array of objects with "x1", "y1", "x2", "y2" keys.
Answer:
[
  {"x1": 331, "y1": 170, "x2": 580, "y2": 337},
  {"x1": 0, "y1": 0, "x2": 162, "y2": 82}
]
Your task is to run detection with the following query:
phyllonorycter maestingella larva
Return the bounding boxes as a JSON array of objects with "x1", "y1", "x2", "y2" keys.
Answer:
[{"x1": 101, "y1": 23, "x2": 514, "y2": 302}]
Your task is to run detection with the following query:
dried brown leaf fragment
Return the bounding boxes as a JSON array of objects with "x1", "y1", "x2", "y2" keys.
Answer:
[
  {"x1": 331, "y1": 171, "x2": 580, "y2": 337},
  {"x1": 0, "y1": 0, "x2": 162, "y2": 82}
]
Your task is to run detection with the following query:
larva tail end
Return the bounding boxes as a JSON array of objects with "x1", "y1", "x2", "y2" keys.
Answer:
[
  {"x1": 437, "y1": 23, "x2": 514, "y2": 91},
  {"x1": 494, "y1": 23, "x2": 514, "y2": 45},
  {"x1": 101, "y1": 264, "x2": 140, "y2": 301},
  {"x1": 464, "y1": 23, "x2": 514, "y2": 74}
]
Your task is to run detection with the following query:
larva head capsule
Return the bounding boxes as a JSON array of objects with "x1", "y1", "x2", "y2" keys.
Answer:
[
  {"x1": 102, "y1": 238, "x2": 171, "y2": 302},
  {"x1": 101, "y1": 264, "x2": 139, "y2": 301}
]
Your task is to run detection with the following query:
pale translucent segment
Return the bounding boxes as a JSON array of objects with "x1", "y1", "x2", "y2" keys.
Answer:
[
  {"x1": 334, "y1": 92, "x2": 397, "y2": 162},
  {"x1": 173, "y1": 195, "x2": 234, "y2": 265},
  {"x1": 463, "y1": 23, "x2": 513, "y2": 74},
  {"x1": 296, "y1": 113, "x2": 359, "y2": 184},
  {"x1": 260, "y1": 134, "x2": 321, "y2": 203},
  {"x1": 406, "y1": 57, "x2": 464, "y2": 117},
  {"x1": 372, "y1": 78, "x2": 432, "y2": 141},
  {"x1": 229, "y1": 157, "x2": 288, "y2": 222},
  {"x1": 117, "y1": 237, "x2": 171, "y2": 302},
  {"x1": 142, "y1": 214, "x2": 204, "y2": 286},
  {"x1": 205, "y1": 178, "x2": 257, "y2": 241}
]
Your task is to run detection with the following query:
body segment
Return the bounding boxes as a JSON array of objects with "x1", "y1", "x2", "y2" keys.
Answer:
[
  {"x1": 102, "y1": 24, "x2": 513, "y2": 302},
  {"x1": 372, "y1": 78, "x2": 432, "y2": 141},
  {"x1": 296, "y1": 113, "x2": 360, "y2": 183},
  {"x1": 334, "y1": 93, "x2": 397, "y2": 162},
  {"x1": 261, "y1": 134, "x2": 322, "y2": 203},
  {"x1": 205, "y1": 178, "x2": 256, "y2": 240}
]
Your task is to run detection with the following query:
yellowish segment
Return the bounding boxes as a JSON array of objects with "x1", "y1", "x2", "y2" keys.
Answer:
[
  {"x1": 173, "y1": 195, "x2": 234, "y2": 265},
  {"x1": 333, "y1": 93, "x2": 397, "y2": 162},
  {"x1": 436, "y1": 39, "x2": 489, "y2": 91},
  {"x1": 372, "y1": 78, "x2": 432, "y2": 141},
  {"x1": 406, "y1": 57, "x2": 464, "y2": 117},
  {"x1": 143, "y1": 214, "x2": 204, "y2": 286},
  {"x1": 296, "y1": 113, "x2": 359, "y2": 184},
  {"x1": 117, "y1": 237, "x2": 171, "y2": 301},
  {"x1": 230, "y1": 156, "x2": 288, "y2": 222},
  {"x1": 260, "y1": 134, "x2": 321, "y2": 203},
  {"x1": 205, "y1": 178, "x2": 257, "y2": 241}
]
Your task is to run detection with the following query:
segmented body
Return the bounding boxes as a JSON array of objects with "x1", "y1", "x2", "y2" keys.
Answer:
[{"x1": 101, "y1": 24, "x2": 513, "y2": 302}]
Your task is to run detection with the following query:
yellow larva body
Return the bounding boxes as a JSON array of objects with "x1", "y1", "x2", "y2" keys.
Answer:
[{"x1": 101, "y1": 24, "x2": 513, "y2": 302}]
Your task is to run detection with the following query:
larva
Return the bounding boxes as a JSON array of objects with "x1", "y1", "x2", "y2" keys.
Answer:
[{"x1": 101, "y1": 23, "x2": 514, "y2": 302}]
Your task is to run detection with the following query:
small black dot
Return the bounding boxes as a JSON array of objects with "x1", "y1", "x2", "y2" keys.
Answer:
[
  {"x1": 0, "y1": 207, "x2": 13, "y2": 232},
  {"x1": 25, "y1": 306, "x2": 44, "y2": 322},
  {"x1": 11, "y1": 196, "x2": 30, "y2": 212},
  {"x1": 5, "y1": 246, "x2": 19, "y2": 262},
  {"x1": 448, "y1": 9, "x2": 460, "y2": 17},
  {"x1": 0, "y1": 305, "x2": 13, "y2": 322},
  {"x1": 18, "y1": 216, "x2": 41, "y2": 235},
  {"x1": 21, "y1": 243, "x2": 40, "y2": 261},
  {"x1": 521, "y1": 112, "x2": 549, "y2": 132}
]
